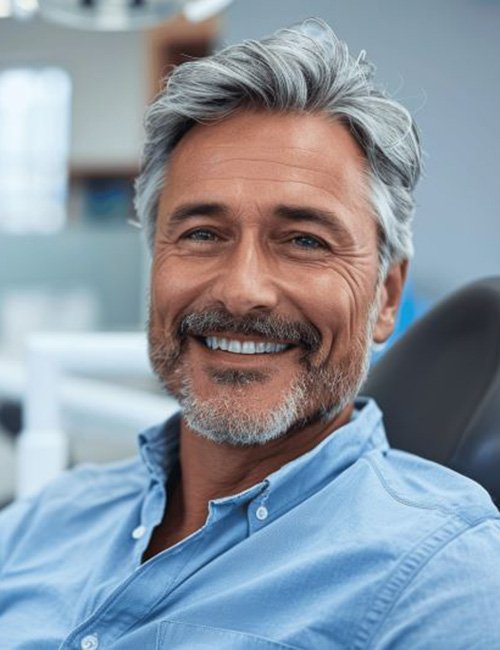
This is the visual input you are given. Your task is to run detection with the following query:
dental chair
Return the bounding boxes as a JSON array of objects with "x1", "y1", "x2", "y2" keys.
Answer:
[{"x1": 363, "y1": 276, "x2": 500, "y2": 507}]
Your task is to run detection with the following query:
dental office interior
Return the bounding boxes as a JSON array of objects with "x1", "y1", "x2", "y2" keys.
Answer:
[{"x1": 0, "y1": 0, "x2": 499, "y2": 508}]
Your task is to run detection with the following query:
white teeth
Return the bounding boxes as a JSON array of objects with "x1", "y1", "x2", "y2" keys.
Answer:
[
  {"x1": 228, "y1": 340, "x2": 242, "y2": 353},
  {"x1": 204, "y1": 337, "x2": 288, "y2": 354}
]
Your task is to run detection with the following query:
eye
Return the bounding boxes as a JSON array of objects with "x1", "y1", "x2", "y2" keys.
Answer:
[
  {"x1": 291, "y1": 234, "x2": 326, "y2": 249},
  {"x1": 183, "y1": 228, "x2": 219, "y2": 242}
]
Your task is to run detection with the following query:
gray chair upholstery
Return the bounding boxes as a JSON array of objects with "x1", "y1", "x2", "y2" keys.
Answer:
[{"x1": 363, "y1": 277, "x2": 500, "y2": 506}]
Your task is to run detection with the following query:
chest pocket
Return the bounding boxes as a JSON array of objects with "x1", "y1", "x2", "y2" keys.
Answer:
[{"x1": 157, "y1": 619, "x2": 299, "y2": 649}]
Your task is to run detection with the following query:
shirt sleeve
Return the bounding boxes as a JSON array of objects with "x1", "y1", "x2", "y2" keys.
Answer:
[
  {"x1": 0, "y1": 464, "x2": 99, "y2": 575},
  {"x1": 370, "y1": 518, "x2": 500, "y2": 649}
]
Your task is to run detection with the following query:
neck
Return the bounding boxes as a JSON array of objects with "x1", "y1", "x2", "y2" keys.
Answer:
[{"x1": 171, "y1": 403, "x2": 354, "y2": 536}]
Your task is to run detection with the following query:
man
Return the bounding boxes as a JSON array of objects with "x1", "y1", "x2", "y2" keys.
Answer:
[{"x1": 1, "y1": 18, "x2": 499, "y2": 649}]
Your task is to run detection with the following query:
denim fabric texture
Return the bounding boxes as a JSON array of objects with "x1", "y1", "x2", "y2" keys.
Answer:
[{"x1": 1, "y1": 397, "x2": 499, "y2": 649}]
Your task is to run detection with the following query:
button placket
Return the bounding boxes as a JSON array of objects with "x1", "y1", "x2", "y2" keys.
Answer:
[{"x1": 249, "y1": 486, "x2": 271, "y2": 533}]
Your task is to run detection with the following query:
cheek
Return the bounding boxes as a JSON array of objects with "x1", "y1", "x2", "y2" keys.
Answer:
[
  {"x1": 150, "y1": 255, "x2": 211, "y2": 325},
  {"x1": 290, "y1": 272, "x2": 369, "y2": 356}
]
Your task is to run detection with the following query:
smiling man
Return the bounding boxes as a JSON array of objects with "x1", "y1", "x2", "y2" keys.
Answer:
[
  {"x1": 143, "y1": 109, "x2": 395, "y2": 557},
  {"x1": 1, "y1": 18, "x2": 500, "y2": 650}
]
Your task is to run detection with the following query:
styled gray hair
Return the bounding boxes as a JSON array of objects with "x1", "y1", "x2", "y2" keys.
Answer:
[{"x1": 134, "y1": 18, "x2": 421, "y2": 278}]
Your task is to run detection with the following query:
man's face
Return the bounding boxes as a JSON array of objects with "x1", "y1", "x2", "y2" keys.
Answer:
[{"x1": 149, "y1": 111, "x2": 401, "y2": 445}]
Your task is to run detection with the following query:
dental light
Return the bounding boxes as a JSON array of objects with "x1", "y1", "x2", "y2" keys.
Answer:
[{"x1": 32, "y1": 0, "x2": 235, "y2": 30}]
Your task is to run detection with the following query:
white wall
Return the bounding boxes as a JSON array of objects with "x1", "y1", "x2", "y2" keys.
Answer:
[{"x1": 0, "y1": 15, "x2": 147, "y2": 167}]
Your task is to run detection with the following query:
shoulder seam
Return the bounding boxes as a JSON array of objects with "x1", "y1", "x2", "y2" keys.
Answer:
[{"x1": 360, "y1": 454, "x2": 499, "y2": 525}]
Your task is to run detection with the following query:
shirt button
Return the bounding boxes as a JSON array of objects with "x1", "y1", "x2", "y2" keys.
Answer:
[
  {"x1": 132, "y1": 525, "x2": 146, "y2": 540},
  {"x1": 256, "y1": 505, "x2": 268, "y2": 521},
  {"x1": 80, "y1": 634, "x2": 99, "y2": 650}
]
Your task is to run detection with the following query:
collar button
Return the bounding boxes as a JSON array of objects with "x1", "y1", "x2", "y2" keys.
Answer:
[
  {"x1": 80, "y1": 634, "x2": 99, "y2": 650},
  {"x1": 132, "y1": 525, "x2": 146, "y2": 540},
  {"x1": 256, "y1": 505, "x2": 268, "y2": 521}
]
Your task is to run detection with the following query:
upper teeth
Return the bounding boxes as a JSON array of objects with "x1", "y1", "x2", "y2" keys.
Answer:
[{"x1": 205, "y1": 337, "x2": 288, "y2": 354}]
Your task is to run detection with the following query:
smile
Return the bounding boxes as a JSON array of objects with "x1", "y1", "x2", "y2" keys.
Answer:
[{"x1": 203, "y1": 336, "x2": 291, "y2": 354}]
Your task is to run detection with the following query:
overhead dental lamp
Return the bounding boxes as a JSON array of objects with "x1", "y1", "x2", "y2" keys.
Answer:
[{"x1": 37, "y1": 0, "x2": 234, "y2": 30}]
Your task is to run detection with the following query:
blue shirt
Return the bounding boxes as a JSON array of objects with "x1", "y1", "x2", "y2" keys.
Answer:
[{"x1": 1, "y1": 397, "x2": 500, "y2": 649}]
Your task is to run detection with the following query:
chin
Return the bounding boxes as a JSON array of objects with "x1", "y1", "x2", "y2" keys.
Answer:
[{"x1": 177, "y1": 371, "x2": 353, "y2": 447}]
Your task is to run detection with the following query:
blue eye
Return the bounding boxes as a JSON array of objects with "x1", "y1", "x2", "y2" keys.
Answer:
[
  {"x1": 185, "y1": 229, "x2": 218, "y2": 241},
  {"x1": 292, "y1": 235, "x2": 324, "y2": 249}
]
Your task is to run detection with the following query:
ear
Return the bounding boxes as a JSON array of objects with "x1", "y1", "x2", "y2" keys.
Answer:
[{"x1": 372, "y1": 260, "x2": 409, "y2": 343}]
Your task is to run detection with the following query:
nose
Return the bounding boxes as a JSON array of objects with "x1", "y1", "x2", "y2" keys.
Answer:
[{"x1": 210, "y1": 238, "x2": 279, "y2": 316}]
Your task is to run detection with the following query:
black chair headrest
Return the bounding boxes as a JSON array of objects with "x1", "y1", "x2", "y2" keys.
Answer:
[{"x1": 363, "y1": 276, "x2": 500, "y2": 506}]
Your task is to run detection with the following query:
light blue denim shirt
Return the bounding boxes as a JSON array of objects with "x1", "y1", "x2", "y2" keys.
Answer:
[{"x1": 1, "y1": 397, "x2": 500, "y2": 649}]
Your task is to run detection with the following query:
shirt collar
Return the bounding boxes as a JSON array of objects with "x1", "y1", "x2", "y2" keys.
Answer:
[
  {"x1": 138, "y1": 412, "x2": 181, "y2": 483},
  {"x1": 138, "y1": 397, "x2": 387, "y2": 504},
  {"x1": 261, "y1": 396, "x2": 387, "y2": 514}
]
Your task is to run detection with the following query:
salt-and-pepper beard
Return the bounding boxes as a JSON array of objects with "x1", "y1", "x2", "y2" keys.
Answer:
[{"x1": 148, "y1": 297, "x2": 380, "y2": 446}]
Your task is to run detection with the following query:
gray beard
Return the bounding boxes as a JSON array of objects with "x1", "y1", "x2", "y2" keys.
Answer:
[{"x1": 148, "y1": 296, "x2": 380, "y2": 447}]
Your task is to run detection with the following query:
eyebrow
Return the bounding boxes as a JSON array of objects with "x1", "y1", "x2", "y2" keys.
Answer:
[
  {"x1": 167, "y1": 201, "x2": 355, "y2": 246},
  {"x1": 168, "y1": 202, "x2": 228, "y2": 225}
]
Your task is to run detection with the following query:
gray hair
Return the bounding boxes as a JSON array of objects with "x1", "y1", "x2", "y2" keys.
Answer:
[{"x1": 134, "y1": 18, "x2": 421, "y2": 278}]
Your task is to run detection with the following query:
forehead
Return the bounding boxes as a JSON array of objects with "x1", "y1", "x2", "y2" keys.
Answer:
[{"x1": 160, "y1": 110, "x2": 373, "y2": 233}]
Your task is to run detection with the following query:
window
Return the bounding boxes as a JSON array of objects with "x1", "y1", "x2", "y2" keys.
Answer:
[{"x1": 0, "y1": 67, "x2": 71, "y2": 233}]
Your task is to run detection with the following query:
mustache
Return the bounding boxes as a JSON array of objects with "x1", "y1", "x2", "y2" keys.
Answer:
[{"x1": 177, "y1": 307, "x2": 322, "y2": 352}]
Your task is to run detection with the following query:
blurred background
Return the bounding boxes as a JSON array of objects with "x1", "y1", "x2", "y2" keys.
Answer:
[{"x1": 1, "y1": 0, "x2": 499, "y2": 505}]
